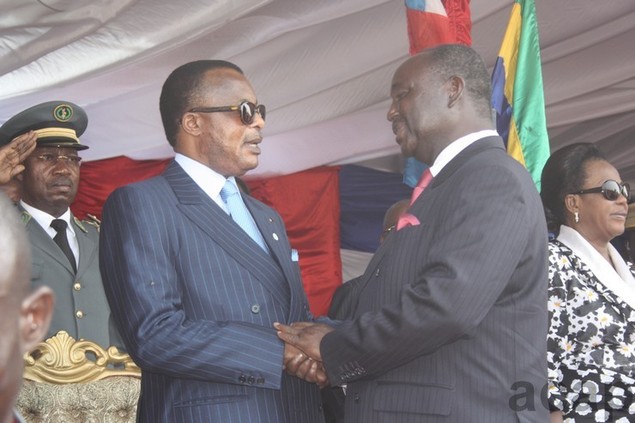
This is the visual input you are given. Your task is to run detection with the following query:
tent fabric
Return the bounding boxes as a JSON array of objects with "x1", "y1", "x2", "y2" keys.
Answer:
[
  {"x1": 339, "y1": 164, "x2": 412, "y2": 252},
  {"x1": 72, "y1": 156, "x2": 169, "y2": 219},
  {"x1": 2, "y1": 0, "x2": 635, "y2": 183},
  {"x1": 247, "y1": 166, "x2": 342, "y2": 316}
]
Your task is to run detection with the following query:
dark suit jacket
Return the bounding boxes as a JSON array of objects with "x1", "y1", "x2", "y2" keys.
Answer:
[
  {"x1": 320, "y1": 137, "x2": 549, "y2": 422},
  {"x1": 320, "y1": 276, "x2": 365, "y2": 423},
  {"x1": 99, "y1": 161, "x2": 323, "y2": 423},
  {"x1": 328, "y1": 276, "x2": 363, "y2": 321}
]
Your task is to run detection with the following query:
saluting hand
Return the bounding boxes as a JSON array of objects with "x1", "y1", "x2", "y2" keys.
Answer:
[{"x1": 0, "y1": 131, "x2": 37, "y2": 184}]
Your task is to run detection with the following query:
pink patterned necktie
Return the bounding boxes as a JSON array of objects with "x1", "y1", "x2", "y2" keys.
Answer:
[
  {"x1": 409, "y1": 168, "x2": 433, "y2": 205},
  {"x1": 396, "y1": 168, "x2": 433, "y2": 230}
]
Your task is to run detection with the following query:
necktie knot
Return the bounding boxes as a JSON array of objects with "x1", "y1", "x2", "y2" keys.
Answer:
[
  {"x1": 220, "y1": 180, "x2": 239, "y2": 202},
  {"x1": 51, "y1": 218, "x2": 68, "y2": 232}
]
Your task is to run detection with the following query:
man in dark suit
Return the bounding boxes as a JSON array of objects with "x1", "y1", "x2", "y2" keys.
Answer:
[
  {"x1": 321, "y1": 198, "x2": 410, "y2": 423},
  {"x1": 277, "y1": 44, "x2": 548, "y2": 422},
  {"x1": 0, "y1": 101, "x2": 123, "y2": 350},
  {"x1": 99, "y1": 60, "x2": 325, "y2": 422},
  {"x1": 0, "y1": 193, "x2": 54, "y2": 423}
]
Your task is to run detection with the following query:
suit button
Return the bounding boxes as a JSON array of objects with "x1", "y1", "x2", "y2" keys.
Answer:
[
  {"x1": 73, "y1": 283, "x2": 81, "y2": 291},
  {"x1": 75, "y1": 310, "x2": 84, "y2": 319},
  {"x1": 239, "y1": 375, "x2": 247, "y2": 383},
  {"x1": 251, "y1": 304, "x2": 260, "y2": 314},
  {"x1": 353, "y1": 393, "x2": 360, "y2": 403},
  {"x1": 248, "y1": 376, "x2": 255, "y2": 384}
]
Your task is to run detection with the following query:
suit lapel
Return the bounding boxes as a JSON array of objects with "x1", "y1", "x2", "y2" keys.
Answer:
[
  {"x1": 164, "y1": 162, "x2": 290, "y2": 308},
  {"x1": 245, "y1": 196, "x2": 301, "y2": 319}
]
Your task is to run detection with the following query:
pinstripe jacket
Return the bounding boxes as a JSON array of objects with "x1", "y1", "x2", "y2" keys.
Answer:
[
  {"x1": 99, "y1": 161, "x2": 323, "y2": 423},
  {"x1": 321, "y1": 137, "x2": 549, "y2": 422}
]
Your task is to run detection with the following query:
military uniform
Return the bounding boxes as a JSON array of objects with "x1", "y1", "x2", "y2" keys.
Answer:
[
  {"x1": 0, "y1": 101, "x2": 123, "y2": 350},
  {"x1": 19, "y1": 208, "x2": 122, "y2": 349}
]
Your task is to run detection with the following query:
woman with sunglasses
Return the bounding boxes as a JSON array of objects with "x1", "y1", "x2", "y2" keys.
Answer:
[{"x1": 541, "y1": 142, "x2": 635, "y2": 422}]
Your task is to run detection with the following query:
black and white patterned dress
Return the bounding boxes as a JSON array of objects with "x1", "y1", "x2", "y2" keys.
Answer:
[{"x1": 548, "y1": 237, "x2": 635, "y2": 422}]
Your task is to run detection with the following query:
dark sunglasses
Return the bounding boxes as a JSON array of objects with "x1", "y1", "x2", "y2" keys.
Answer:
[
  {"x1": 572, "y1": 179, "x2": 631, "y2": 202},
  {"x1": 189, "y1": 100, "x2": 265, "y2": 125}
]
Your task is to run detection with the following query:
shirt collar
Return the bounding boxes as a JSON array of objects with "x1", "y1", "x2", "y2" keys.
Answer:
[
  {"x1": 20, "y1": 200, "x2": 73, "y2": 235},
  {"x1": 174, "y1": 153, "x2": 239, "y2": 212},
  {"x1": 175, "y1": 153, "x2": 227, "y2": 199},
  {"x1": 429, "y1": 129, "x2": 499, "y2": 176}
]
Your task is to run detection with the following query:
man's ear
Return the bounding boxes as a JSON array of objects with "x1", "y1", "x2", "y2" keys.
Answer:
[
  {"x1": 180, "y1": 112, "x2": 203, "y2": 137},
  {"x1": 447, "y1": 75, "x2": 465, "y2": 108},
  {"x1": 20, "y1": 286, "x2": 55, "y2": 353}
]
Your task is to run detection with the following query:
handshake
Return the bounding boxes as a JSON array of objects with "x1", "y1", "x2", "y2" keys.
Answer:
[{"x1": 274, "y1": 321, "x2": 335, "y2": 388}]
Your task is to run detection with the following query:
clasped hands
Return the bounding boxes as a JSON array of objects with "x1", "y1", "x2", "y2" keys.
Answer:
[{"x1": 274, "y1": 321, "x2": 334, "y2": 388}]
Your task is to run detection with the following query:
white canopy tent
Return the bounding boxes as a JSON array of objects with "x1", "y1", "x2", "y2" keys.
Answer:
[{"x1": 2, "y1": 0, "x2": 635, "y2": 182}]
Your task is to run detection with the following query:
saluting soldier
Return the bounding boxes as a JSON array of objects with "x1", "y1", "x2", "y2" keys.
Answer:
[{"x1": 0, "y1": 101, "x2": 123, "y2": 350}]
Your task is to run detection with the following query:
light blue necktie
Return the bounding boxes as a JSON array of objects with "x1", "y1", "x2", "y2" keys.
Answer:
[{"x1": 220, "y1": 180, "x2": 268, "y2": 252}]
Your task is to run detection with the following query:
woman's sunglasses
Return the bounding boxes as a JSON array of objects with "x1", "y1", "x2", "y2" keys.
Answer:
[
  {"x1": 189, "y1": 100, "x2": 266, "y2": 125},
  {"x1": 572, "y1": 179, "x2": 631, "y2": 202}
]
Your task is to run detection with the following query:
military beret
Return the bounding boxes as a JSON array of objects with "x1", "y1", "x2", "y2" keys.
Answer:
[{"x1": 0, "y1": 101, "x2": 89, "y2": 150}]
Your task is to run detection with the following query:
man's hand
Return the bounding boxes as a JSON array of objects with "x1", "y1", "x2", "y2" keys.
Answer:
[
  {"x1": 274, "y1": 321, "x2": 334, "y2": 362},
  {"x1": 0, "y1": 131, "x2": 37, "y2": 184},
  {"x1": 283, "y1": 342, "x2": 329, "y2": 388}
]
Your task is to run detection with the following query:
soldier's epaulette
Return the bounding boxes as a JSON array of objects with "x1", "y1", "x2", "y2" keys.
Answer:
[
  {"x1": 73, "y1": 216, "x2": 87, "y2": 233},
  {"x1": 83, "y1": 214, "x2": 101, "y2": 232},
  {"x1": 20, "y1": 210, "x2": 32, "y2": 225}
]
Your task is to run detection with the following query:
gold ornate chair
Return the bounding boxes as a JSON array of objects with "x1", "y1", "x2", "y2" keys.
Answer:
[{"x1": 16, "y1": 331, "x2": 141, "y2": 423}]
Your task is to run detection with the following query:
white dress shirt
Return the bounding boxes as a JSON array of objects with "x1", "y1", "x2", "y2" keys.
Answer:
[{"x1": 429, "y1": 129, "x2": 499, "y2": 176}]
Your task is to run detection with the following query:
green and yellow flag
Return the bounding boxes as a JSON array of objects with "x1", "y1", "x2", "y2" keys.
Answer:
[{"x1": 491, "y1": 0, "x2": 549, "y2": 189}]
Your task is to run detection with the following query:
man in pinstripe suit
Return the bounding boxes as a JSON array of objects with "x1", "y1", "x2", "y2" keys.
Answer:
[
  {"x1": 99, "y1": 60, "x2": 325, "y2": 422},
  {"x1": 277, "y1": 44, "x2": 548, "y2": 422}
]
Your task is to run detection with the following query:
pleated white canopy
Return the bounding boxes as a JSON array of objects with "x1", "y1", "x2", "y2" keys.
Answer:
[{"x1": 2, "y1": 0, "x2": 635, "y2": 182}]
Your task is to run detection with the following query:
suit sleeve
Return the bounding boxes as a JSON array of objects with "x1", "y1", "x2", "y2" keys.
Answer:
[
  {"x1": 320, "y1": 164, "x2": 534, "y2": 384},
  {"x1": 99, "y1": 184, "x2": 285, "y2": 389}
]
